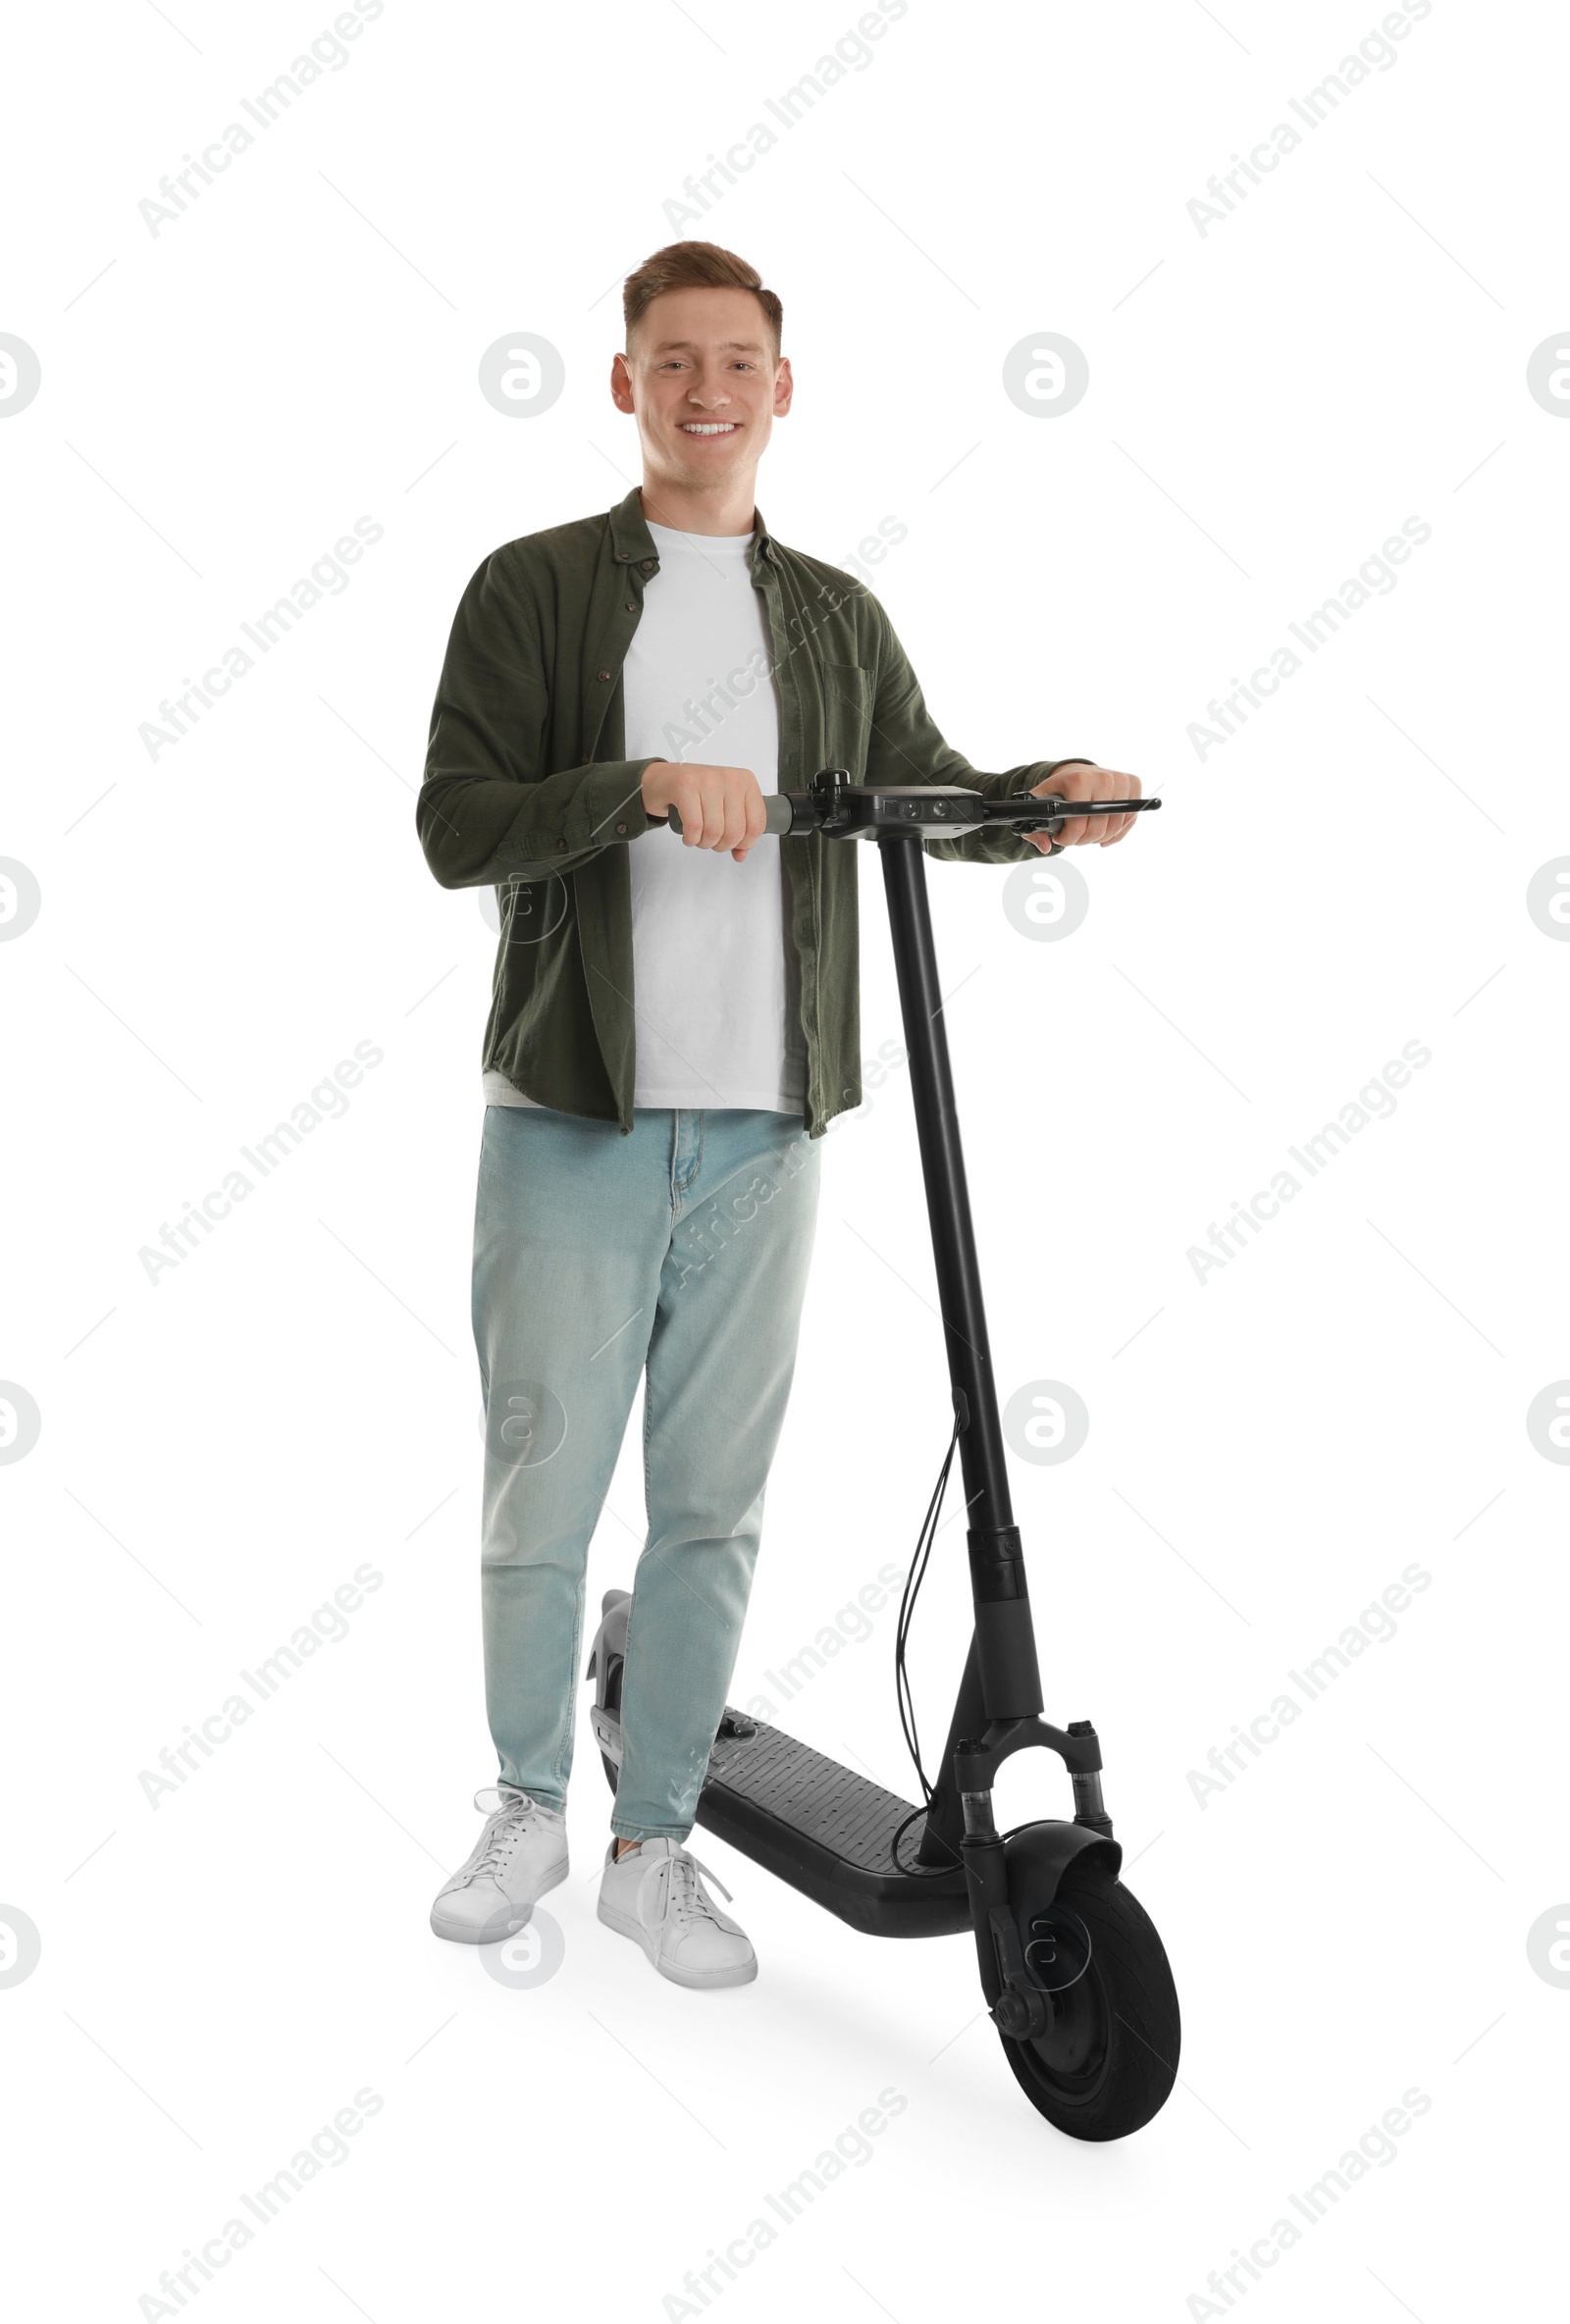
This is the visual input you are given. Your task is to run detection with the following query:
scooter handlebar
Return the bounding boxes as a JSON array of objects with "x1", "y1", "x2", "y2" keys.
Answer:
[{"x1": 663, "y1": 778, "x2": 1158, "y2": 842}]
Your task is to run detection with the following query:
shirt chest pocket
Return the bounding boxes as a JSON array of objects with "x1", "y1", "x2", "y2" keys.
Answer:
[{"x1": 822, "y1": 661, "x2": 874, "y2": 774}]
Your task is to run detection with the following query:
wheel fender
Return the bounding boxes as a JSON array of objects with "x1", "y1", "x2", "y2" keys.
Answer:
[
  {"x1": 971, "y1": 1822, "x2": 1123, "y2": 2015},
  {"x1": 1004, "y1": 1818, "x2": 1123, "y2": 1919},
  {"x1": 584, "y1": 1587, "x2": 631, "y2": 1690}
]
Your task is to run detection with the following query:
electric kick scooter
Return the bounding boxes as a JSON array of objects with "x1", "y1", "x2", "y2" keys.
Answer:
[{"x1": 587, "y1": 766, "x2": 1178, "y2": 2143}]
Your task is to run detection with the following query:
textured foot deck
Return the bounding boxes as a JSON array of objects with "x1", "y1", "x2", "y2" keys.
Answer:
[
  {"x1": 703, "y1": 1714, "x2": 956, "y2": 1885},
  {"x1": 596, "y1": 1692, "x2": 969, "y2": 1933}
]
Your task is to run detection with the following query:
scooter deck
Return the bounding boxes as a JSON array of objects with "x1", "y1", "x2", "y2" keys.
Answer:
[{"x1": 695, "y1": 1711, "x2": 971, "y2": 1939}]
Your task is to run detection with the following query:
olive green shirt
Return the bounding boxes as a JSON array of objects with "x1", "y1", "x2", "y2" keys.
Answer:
[{"x1": 416, "y1": 487, "x2": 1089, "y2": 1138}]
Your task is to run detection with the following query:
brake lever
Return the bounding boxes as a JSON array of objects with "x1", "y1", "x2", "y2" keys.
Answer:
[{"x1": 1003, "y1": 795, "x2": 1160, "y2": 835}]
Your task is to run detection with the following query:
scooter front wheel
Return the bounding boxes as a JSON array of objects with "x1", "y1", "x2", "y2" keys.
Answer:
[{"x1": 998, "y1": 1865, "x2": 1179, "y2": 2142}]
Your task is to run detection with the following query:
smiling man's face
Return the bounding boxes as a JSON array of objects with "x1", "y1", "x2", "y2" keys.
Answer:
[{"x1": 611, "y1": 284, "x2": 792, "y2": 527}]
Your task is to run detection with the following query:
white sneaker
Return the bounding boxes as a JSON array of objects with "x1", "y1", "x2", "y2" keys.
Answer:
[
  {"x1": 430, "y1": 1785, "x2": 568, "y2": 1943},
  {"x1": 597, "y1": 1836, "x2": 757, "y2": 1988}
]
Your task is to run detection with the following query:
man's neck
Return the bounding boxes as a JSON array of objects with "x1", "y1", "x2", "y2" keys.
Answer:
[{"x1": 638, "y1": 477, "x2": 757, "y2": 539}]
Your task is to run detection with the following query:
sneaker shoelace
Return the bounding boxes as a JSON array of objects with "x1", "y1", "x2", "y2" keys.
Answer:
[
  {"x1": 658, "y1": 1848, "x2": 733, "y2": 1928},
  {"x1": 463, "y1": 1786, "x2": 550, "y2": 1885}
]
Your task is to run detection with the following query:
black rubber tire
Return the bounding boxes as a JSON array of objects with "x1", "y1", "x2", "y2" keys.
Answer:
[{"x1": 998, "y1": 1865, "x2": 1179, "y2": 2142}]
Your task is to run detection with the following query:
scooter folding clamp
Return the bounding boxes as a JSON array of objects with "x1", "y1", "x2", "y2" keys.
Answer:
[{"x1": 953, "y1": 1715, "x2": 1104, "y2": 1790}]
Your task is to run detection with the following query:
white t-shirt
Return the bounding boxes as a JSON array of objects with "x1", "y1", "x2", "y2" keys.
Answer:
[{"x1": 483, "y1": 518, "x2": 806, "y2": 1116}]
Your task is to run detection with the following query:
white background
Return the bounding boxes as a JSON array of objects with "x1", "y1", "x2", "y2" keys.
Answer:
[{"x1": 2, "y1": 2, "x2": 1565, "y2": 2318}]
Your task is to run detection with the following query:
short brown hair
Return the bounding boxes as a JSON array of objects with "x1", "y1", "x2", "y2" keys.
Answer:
[{"x1": 622, "y1": 240, "x2": 783, "y2": 355}]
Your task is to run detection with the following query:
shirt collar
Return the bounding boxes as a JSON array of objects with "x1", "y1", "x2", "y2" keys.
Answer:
[{"x1": 607, "y1": 485, "x2": 775, "y2": 571}]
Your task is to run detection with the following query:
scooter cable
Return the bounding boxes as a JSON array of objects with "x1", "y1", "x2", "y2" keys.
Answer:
[
  {"x1": 893, "y1": 1411, "x2": 956, "y2": 1784},
  {"x1": 889, "y1": 1414, "x2": 968, "y2": 1876}
]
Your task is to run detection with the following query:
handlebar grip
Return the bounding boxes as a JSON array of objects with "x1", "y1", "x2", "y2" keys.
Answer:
[{"x1": 666, "y1": 793, "x2": 796, "y2": 838}]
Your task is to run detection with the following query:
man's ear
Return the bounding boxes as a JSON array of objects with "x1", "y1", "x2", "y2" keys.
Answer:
[
  {"x1": 610, "y1": 350, "x2": 636, "y2": 415},
  {"x1": 772, "y1": 355, "x2": 794, "y2": 417}
]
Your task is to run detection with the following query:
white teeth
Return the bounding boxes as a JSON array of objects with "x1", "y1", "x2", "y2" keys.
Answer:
[{"x1": 681, "y1": 423, "x2": 736, "y2": 434}]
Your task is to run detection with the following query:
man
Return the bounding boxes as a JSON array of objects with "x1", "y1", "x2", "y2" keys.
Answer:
[{"x1": 415, "y1": 239, "x2": 1143, "y2": 1988}]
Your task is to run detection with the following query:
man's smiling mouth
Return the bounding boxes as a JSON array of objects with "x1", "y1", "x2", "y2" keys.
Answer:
[{"x1": 679, "y1": 421, "x2": 739, "y2": 435}]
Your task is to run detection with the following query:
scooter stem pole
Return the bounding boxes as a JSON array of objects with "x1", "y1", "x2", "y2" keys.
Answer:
[{"x1": 878, "y1": 835, "x2": 1043, "y2": 1724}]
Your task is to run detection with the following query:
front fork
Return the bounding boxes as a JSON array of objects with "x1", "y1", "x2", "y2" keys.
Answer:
[{"x1": 957, "y1": 1717, "x2": 1113, "y2": 2038}]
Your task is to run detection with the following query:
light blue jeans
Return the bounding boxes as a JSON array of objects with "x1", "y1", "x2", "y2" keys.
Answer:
[{"x1": 472, "y1": 1103, "x2": 821, "y2": 1842}]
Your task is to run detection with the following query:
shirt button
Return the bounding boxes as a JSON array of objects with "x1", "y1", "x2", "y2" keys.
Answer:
[
  {"x1": 556, "y1": 839, "x2": 568, "y2": 852},
  {"x1": 614, "y1": 821, "x2": 627, "y2": 835},
  {"x1": 640, "y1": 560, "x2": 654, "y2": 573},
  {"x1": 597, "y1": 669, "x2": 611, "y2": 682},
  {"x1": 625, "y1": 600, "x2": 636, "y2": 612}
]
